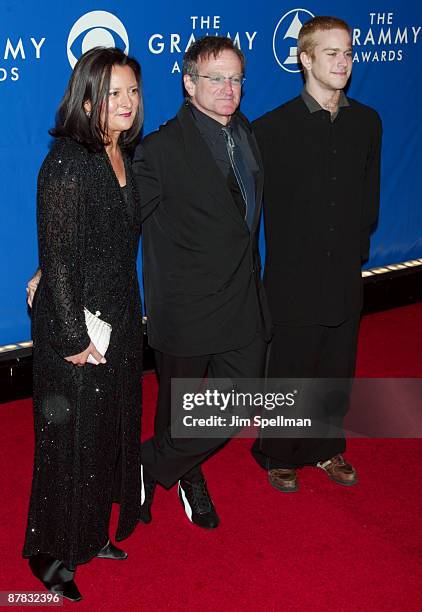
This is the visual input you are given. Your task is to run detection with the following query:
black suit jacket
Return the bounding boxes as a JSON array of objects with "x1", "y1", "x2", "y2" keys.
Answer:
[
  {"x1": 133, "y1": 103, "x2": 271, "y2": 356},
  {"x1": 253, "y1": 96, "x2": 382, "y2": 326}
]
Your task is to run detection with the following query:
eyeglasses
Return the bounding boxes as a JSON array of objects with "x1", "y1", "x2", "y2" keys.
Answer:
[{"x1": 197, "y1": 75, "x2": 246, "y2": 87}]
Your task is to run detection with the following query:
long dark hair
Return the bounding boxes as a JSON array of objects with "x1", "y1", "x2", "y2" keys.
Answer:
[{"x1": 51, "y1": 47, "x2": 143, "y2": 152}]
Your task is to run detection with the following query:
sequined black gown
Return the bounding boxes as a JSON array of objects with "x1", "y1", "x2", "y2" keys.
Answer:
[{"x1": 23, "y1": 137, "x2": 143, "y2": 568}]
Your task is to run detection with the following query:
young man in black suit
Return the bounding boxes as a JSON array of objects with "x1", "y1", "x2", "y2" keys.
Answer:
[
  {"x1": 251, "y1": 16, "x2": 382, "y2": 492},
  {"x1": 133, "y1": 37, "x2": 271, "y2": 528}
]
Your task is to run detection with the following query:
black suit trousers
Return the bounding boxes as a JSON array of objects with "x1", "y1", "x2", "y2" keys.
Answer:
[
  {"x1": 251, "y1": 316, "x2": 360, "y2": 469},
  {"x1": 141, "y1": 331, "x2": 268, "y2": 488}
]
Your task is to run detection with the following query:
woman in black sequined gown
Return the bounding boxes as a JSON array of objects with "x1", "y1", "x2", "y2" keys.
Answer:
[{"x1": 23, "y1": 48, "x2": 144, "y2": 601}]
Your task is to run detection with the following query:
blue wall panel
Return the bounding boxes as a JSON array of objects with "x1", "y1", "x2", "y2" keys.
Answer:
[{"x1": 1, "y1": 1, "x2": 421, "y2": 343}]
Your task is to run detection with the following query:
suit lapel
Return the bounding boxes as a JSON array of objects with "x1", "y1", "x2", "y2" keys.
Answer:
[
  {"x1": 241, "y1": 115, "x2": 264, "y2": 234},
  {"x1": 177, "y1": 104, "x2": 249, "y2": 229}
]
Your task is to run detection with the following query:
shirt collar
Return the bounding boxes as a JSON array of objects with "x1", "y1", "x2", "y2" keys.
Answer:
[
  {"x1": 189, "y1": 102, "x2": 237, "y2": 141},
  {"x1": 301, "y1": 87, "x2": 349, "y2": 113}
]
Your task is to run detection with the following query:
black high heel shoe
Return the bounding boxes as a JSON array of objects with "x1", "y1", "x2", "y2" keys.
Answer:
[
  {"x1": 29, "y1": 554, "x2": 82, "y2": 602},
  {"x1": 96, "y1": 540, "x2": 128, "y2": 560}
]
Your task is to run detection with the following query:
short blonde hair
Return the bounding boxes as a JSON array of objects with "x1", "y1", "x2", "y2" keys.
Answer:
[{"x1": 298, "y1": 16, "x2": 351, "y2": 58}]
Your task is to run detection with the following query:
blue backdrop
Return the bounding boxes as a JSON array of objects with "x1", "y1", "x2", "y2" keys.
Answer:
[{"x1": 1, "y1": 0, "x2": 421, "y2": 344}]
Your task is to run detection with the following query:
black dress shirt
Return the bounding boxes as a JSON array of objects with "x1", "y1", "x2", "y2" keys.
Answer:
[
  {"x1": 253, "y1": 93, "x2": 382, "y2": 326},
  {"x1": 190, "y1": 103, "x2": 232, "y2": 178},
  {"x1": 190, "y1": 103, "x2": 259, "y2": 225},
  {"x1": 301, "y1": 87, "x2": 349, "y2": 121}
]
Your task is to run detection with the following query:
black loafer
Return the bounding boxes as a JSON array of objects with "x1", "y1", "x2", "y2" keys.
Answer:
[{"x1": 96, "y1": 540, "x2": 128, "y2": 560}]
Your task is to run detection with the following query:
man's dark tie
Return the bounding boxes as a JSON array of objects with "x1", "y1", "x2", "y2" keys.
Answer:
[{"x1": 221, "y1": 126, "x2": 256, "y2": 230}]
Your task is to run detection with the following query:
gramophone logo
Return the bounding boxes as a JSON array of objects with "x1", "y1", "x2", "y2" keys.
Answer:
[{"x1": 273, "y1": 8, "x2": 314, "y2": 73}]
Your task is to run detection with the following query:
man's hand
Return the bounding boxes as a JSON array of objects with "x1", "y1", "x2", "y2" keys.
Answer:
[
  {"x1": 65, "y1": 341, "x2": 106, "y2": 366},
  {"x1": 26, "y1": 269, "x2": 41, "y2": 308}
]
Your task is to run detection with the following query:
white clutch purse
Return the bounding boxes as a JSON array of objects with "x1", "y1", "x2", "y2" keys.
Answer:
[{"x1": 83, "y1": 308, "x2": 112, "y2": 365}]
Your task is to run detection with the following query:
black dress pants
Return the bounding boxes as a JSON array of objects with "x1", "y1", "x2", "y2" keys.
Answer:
[
  {"x1": 141, "y1": 331, "x2": 268, "y2": 488},
  {"x1": 251, "y1": 316, "x2": 360, "y2": 469}
]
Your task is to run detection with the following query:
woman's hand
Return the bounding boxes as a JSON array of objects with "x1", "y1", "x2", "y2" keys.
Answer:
[
  {"x1": 26, "y1": 269, "x2": 41, "y2": 308},
  {"x1": 65, "y1": 341, "x2": 107, "y2": 366},
  {"x1": 27, "y1": 269, "x2": 105, "y2": 366}
]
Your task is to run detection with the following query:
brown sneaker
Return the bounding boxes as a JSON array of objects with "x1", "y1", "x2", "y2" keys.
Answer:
[
  {"x1": 316, "y1": 454, "x2": 357, "y2": 486},
  {"x1": 268, "y1": 468, "x2": 298, "y2": 492}
]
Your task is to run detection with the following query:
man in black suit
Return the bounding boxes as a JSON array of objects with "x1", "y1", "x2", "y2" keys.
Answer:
[
  {"x1": 251, "y1": 16, "x2": 382, "y2": 491},
  {"x1": 133, "y1": 36, "x2": 271, "y2": 528}
]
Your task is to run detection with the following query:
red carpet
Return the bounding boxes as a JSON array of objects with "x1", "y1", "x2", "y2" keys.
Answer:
[{"x1": 1, "y1": 304, "x2": 421, "y2": 610}]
